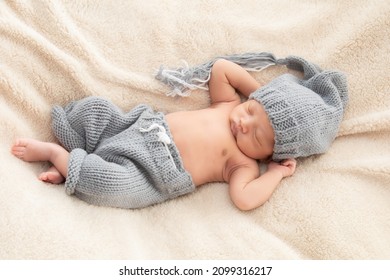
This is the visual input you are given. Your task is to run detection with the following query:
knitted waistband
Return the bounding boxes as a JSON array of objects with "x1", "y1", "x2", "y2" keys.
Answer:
[{"x1": 136, "y1": 108, "x2": 195, "y2": 198}]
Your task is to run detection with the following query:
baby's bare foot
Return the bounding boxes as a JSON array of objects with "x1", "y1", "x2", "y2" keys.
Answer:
[
  {"x1": 11, "y1": 138, "x2": 55, "y2": 162},
  {"x1": 39, "y1": 166, "x2": 65, "y2": 184},
  {"x1": 12, "y1": 138, "x2": 69, "y2": 179}
]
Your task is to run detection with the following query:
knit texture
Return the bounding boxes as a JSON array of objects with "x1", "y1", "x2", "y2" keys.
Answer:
[
  {"x1": 51, "y1": 97, "x2": 195, "y2": 208},
  {"x1": 250, "y1": 56, "x2": 348, "y2": 161}
]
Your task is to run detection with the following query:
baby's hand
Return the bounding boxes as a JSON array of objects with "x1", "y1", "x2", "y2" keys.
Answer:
[{"x1": 267, "y1": 158, "x2": 297, "y2": 178}]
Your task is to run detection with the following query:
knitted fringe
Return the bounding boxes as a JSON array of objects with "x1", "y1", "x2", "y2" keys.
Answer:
[{"x1": 156, "y1": 52, "x2": 287, "y2": 97}]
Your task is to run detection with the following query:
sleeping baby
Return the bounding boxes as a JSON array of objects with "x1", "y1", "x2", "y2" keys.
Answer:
[{"x1": 11, "y1": 54, "x2": 348, "y2": 210}]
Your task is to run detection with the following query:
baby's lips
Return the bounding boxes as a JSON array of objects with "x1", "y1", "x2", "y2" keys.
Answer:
[{"x1": 230, "y1": 121, "x2": 238, "y2": 137}]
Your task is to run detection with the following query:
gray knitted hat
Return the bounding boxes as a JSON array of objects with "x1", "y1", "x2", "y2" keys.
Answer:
[
  {"x1": 249, "y1": 56, "x2": 348, "y2": 160},
  {"x1": 156, "y1": 52, "x2": 348, "y2": 160}
]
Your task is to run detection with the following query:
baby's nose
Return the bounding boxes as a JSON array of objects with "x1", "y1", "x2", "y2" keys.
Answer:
[{"x1": 240, "y1": 117, "x2": 252, "y2": 133}]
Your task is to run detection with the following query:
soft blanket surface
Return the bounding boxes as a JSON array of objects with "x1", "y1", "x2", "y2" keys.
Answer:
[{"x1": 1, "y1": 0, "x2": 389, "y2": 259}]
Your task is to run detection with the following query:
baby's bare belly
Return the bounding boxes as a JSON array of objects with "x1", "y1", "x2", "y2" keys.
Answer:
[
  {"x1": 172, "y1": 134, "x2": 226, "y2": 186},
  {"x1": 166, "y1": 111, "x2": 230, "y2": 186},
  {"x1": 180, "y1": 151, "x2": 225, "y2": 186}
]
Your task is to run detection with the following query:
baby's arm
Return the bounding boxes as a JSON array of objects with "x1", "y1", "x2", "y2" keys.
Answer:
[
  {"x1": 208, "y1": 59, "x2": 261, "y2": 104},
  {"x1": 229, "y1": 159, "x2": 296, "y2": 211}
]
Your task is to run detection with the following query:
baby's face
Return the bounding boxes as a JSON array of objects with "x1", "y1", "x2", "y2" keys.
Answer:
[{"x1": 229, "y1": 100, "x2": 275, "y2": 160}]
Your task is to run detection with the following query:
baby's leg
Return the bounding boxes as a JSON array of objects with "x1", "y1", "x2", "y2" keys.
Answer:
[
  {"x1": 11, "y1": 138, "x2": 69, "y2": 179},
  {"x1": 65, "y1": 150, "x2": 161, "y2": 208},
  {"x1": 52, "y1": 97, "x2": 148, "y2": 153},
  {"x1": 39, "y1": 166, "x2": 65, "y2": 184}
]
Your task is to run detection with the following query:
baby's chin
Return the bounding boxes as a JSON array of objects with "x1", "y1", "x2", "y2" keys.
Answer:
[{"x1": 237, "y1": 146, "x2": 256, "y2": 159}]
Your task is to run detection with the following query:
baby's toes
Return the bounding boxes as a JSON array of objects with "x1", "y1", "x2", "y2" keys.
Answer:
[
  {"x1": 39, "y1": 172, "x2": 64, "y2": 184},
  {"x1": 11, "y1": 145, "x2": 26, "y2": 159}
]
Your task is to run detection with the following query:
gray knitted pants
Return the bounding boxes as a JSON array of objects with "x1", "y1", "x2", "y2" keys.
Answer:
[{"x1": 51, "y1": 97, "x2": 195, "y2": 209}]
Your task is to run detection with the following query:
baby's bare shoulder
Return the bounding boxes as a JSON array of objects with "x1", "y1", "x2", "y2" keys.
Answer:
[{"x1": 223, "y1": 153, "x2": 259, "y2": 182}]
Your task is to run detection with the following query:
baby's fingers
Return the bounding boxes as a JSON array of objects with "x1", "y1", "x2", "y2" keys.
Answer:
[
  {"x1": 281, "y1": 158, "x2": 297, "y2": 175},
  {"x1": 281, "y1": 158, "x2": 296, "y2": 166}
]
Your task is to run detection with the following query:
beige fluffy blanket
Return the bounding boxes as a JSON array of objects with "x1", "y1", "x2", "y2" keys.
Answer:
[{"x1": 1, "y1": 0, "x2": 389, "y2": 259}]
